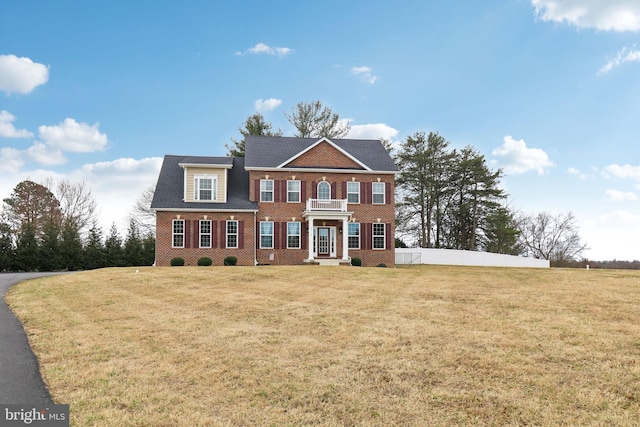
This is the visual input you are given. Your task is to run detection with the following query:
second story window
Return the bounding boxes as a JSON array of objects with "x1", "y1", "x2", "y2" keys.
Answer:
[
  {"x1": 317, "y1": 181, "x2": 331, "y2": 200},
  {"x1": 260, "y1": 179, "x2": 274, "y2": 202},
  {"x1": 195, "y1": 176, "x2": 216, "y2": 201},
  {"x1": 287, "y1": 180, "x2": 300, "y2": 202},
  {"x1": 347, "y1": 181, "x2": 360, "y2": 204},
  {"x1": 372, "y1": 182, "x2": 385, "y2": 204}
]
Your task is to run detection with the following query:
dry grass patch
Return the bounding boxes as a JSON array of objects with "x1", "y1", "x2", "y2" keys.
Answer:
[{"x1": 7, "y1": 266, "x2": 640, "y2": 426}]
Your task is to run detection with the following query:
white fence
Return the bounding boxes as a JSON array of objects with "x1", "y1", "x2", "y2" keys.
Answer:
[{"x1": 395, "y1": 248, "x2": 550, "y2": 268}]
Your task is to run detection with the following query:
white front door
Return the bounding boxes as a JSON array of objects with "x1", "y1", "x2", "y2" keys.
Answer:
[{"x1": 314, "y1": 227, "x2": 336, "y2": 257}]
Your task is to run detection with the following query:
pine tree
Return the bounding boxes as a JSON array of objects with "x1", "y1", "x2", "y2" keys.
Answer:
[
  {"x1": 14, "y1": 224, "x2": 39, "y2": 271},
  {"x1": 0, "y1": 222, "x2": 14, "y2": 272},
  {"x1": 104, "y1": 223, "x2": 124, "y2": 267},
  {"x1": 83, "y1": 223, "x2": 106, "y2": 270}
]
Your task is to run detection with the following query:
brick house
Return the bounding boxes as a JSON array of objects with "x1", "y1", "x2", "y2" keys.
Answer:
[{"x1": 151, "y1": 136, "x2": 398, "y2": 266}]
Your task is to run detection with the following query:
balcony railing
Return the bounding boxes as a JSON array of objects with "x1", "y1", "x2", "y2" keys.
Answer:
[{"x1": 306, "y1": 198, "x2": 348, "y2": 212}]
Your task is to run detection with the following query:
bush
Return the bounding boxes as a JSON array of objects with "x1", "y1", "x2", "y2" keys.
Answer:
[
  {"x1": 376, "y1": 263, "x2": 387, "y2": 268},
  {"x1": 351, "y1": 257, "x2": 362, "y2": 267},
  {"x1": 170, "y1": 257, "x2": 185, "y2": 266},
  {"x1": 224, "y1": 256, "x2": 237, "y2": 266},
  {"x1": 197, "y1": 257, "x2": 212, "y2": 266}
]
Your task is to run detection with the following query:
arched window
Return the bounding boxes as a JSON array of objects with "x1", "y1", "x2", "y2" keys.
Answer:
[{"x1": 317, "y1": 181, "x2": 331, "y2": 200}]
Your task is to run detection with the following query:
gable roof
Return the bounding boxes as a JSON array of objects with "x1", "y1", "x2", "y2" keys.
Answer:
[
  {"x1": 151, "y1": 155, "x2": 258, "y2": 211},
  {"x1": 244, "y1": 136, "x2": 398, "y2": 172}
]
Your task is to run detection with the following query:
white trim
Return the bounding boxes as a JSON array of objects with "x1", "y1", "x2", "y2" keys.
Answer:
[
  {"x1": 226, "y1": 220, "x2": 239, "y2": 249},
  {"x1": 199, "y1": 219, "x2": 212, "y2": 248},
  {"x1": 172, "y1": 219, "x2": 185, "y2": 248},
  {"x1": 179, "y1": 162, "x2": 233, "y2": 169},
  {"x1": 194, "y1": 174, "x2": 218, "y2": 201},
  {"x1": 153, "y1": 208, "x2": 258, "y2": 213},
  {"x1": 275, "y1": 137, "x2": 372, "y2": 170},
  {"x1": 245, "y1": 166, "x2": 397, "y2": 175}
]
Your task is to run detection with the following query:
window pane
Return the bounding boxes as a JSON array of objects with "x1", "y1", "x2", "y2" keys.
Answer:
[
  {"x1": 227, "y1": 221, "x2": 237, "y2": 234},
  {"x1": 347, "y1": 182, "x2": 360, "y2": 203},
  {"x1": 260, "y1": 221, "x2": 273, "y2": 248},
  {"x1": 200, "y1": 235, "x2": 211, "y2": 247},
  {"x1": 200, "y1": 221, "x2": 211, "y2": 234},
  {"x1": 372, "y1": 182, "x2": 385, "y2": 204},
  {"x1": 287, "y1": 180, "x2": 300, "y2": 202},
  {"x1": 318, "y1": 181, "x2": 330, "y2": 199},
  {"x1": 260, "y1": 180, "x2": 273, "y2": 202},
  {"x1": 287, "y1": 222, "x2": 300, "y2": 248},
  {"x1": 348, "y1": 223, "x2": 360, "y2": 249},
  {"x1": 373, "y1": 223, "x2": 385, "y2": 249}
]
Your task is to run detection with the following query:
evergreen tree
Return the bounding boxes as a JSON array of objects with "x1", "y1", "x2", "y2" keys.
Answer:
[
  {"x1": 123, "y1": 219, "x2": 143, "y2": 266},
  {"x1": 83, "y1": 223, "x2": 106, "y2": 270},
  {"x1": 39, "y1": 220, "x2": 63, "y2": 271},
  {"x1": 14, "y1": 223, "x2": 39, "y2": 271},
  {"x1": 60, "y1": 221, "x2": 83, "y2": 270},
  {"x1": 226, "y1": 113, "x2": 283, "y2": 157},
  {"x1": 481, "y1": 206, "x2": 523, "y2": 255},
  {"x1": 141, "y1": 232, "x2": 156, "y2": 266},
  {"x1": 0, "y1": 222, "x2": 14, "y2": 272},
  {"x1": 104, "y1": 223, "x2": 124, "y2": 267}
]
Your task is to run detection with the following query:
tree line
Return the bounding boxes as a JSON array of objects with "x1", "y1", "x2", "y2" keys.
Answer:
[{"x1": 0, "y1": 180, "x2": 154, "y2": 272}]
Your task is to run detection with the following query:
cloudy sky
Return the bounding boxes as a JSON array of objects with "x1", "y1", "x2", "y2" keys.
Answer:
[{"x1": 1, "y1": 0, "x2": 639, "y2": 260}]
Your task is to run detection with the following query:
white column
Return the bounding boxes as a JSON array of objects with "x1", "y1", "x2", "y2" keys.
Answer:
[
  {"x1": 342, "y1": 218, "x2": 349, "y2": 261},
  {"x1": 307, "y1": 217, "x2": 314, "y2": 261}
]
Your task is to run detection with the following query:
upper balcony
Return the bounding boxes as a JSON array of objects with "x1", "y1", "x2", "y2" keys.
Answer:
[{"x1": 306, "y1": 198, "x2": 348, "y2": 212}]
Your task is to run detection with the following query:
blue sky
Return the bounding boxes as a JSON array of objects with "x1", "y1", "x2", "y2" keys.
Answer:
[{"x1": 1, "y1": 0, "x2": 640, "y2": 260}]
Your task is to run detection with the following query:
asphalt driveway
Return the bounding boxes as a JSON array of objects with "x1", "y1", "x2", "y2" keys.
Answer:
[{"x1": 0, "y1": 272, "x2": 71, "y2": 404}]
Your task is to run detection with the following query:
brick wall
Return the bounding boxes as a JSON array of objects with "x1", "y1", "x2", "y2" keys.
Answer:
[
  {"x1": 249, "y1": 170, "x2": 396, "y2": 267},
  {"x1": 155, "y1": 211, "x2": 256, "y2": 266},
  {"x1": 285, "y1": 140, "x2": 364, "y2": 169}
]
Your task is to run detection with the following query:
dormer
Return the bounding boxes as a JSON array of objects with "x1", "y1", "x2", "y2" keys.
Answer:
[{"x1": 178, "y1": 157, "x2": 233, "y2": 203}]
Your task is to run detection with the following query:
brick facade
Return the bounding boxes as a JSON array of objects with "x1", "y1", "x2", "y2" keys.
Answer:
[{"x1": 153, "y1": 137, "x2": 397, "y2": 267}]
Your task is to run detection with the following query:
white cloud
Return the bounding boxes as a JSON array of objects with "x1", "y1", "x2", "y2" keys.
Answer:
[
  {"x1": 38, "y1": 118, "x2": 108, "y2": 153},
  {"x1": 0, "y1": 110, "x2": 33, "y2": 138},
  {"x1": 598, "y1": 46, "x2": 640, "y2": 75},
  {"x1": 532, "y1": 0, "x2": 640, "y2": 32},
  {"x1": 346, "y1": 123, "x2": 399, "y2": 140},
  {"x1": 604, "y1": 163, "x2": 640, "y2": 180},
  {"x1": 25, "y1": 142, "x2": 66, "y2": 166},
  {"x1": 0, "y1": 54, "x2": 49, "y2": 95},
  {"x1": 255, "y1": 98, "x2": 282, "y2": 112},
  {"x1": 492, "y1": 136, "x2": 554, "y2": 175},
  {"x1": 567, "y1": 167, "x2": 588, "y2": 180},
  {"x1": 351, "y1": 66, "x2": 377, "y2": 84},
  {"x1": 0, "y1": 147, "x2": 25, "y2": 173},
  {"x1": 236, "y1": 43, "x2": 294, "y2": 57},
  {"x1": 606, "y1": 189, "x2": 638, "y2": 201}
]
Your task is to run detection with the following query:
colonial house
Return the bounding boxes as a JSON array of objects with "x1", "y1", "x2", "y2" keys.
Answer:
[{"x1": 151, "y1": 136, "x2": 398, "y2": 266}]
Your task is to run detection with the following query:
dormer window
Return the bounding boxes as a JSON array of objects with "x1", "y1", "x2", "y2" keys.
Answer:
[{"x1": 195, "y1": 175, "x2": 217, "y2": 201}]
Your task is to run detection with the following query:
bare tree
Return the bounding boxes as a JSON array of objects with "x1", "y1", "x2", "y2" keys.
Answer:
[
  {"x1": 517, "y1": 211, "x2": 588, "y2": 266},
  {"x1": 130, "y1": 185, "x2": 156, "y2": 235},
  {"x1": 285, "y1": 100, "x2": 350, "y2": 139},
  {"x1": 49, "y1": 179, "x2": 98, "y2": 234}
]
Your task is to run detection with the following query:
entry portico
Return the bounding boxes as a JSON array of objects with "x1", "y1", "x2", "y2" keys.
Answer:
[{"x1": 302, "y1": 198, "x2": 353, "y2": 263}]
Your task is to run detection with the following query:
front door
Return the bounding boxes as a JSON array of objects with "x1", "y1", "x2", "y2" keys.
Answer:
[{"x1": 317, "y1": 227, "x2": 330, "y2": 256}]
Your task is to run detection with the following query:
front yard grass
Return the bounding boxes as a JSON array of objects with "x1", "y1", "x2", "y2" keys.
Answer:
[{"x1": 7, "y1": 265, "x2": 640, "y2": 426}]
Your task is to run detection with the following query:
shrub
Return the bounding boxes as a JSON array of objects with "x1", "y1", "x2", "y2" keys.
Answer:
[
  {"x1": 197, "y1": 257, "x2": 212, "y2": 266},
  {"x1": 376, "y1": 263, "x2": 387, "y2": 268},
  {"x1": 170, "y1": 257, "x2": 185, "y2": 266},
  {"x1": 224, "y1": 256, "x2": 237, "y2": 266},
  {"x1": 351, "y1": 257, "x2": 362, "y2": 267}
]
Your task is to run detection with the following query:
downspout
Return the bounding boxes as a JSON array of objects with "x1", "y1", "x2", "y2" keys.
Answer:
[{"x1": 254, "y1": 210, "x2": 258, "y2": 265}]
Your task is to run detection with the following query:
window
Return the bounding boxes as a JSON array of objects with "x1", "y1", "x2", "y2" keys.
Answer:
[
  {"x1": 260, "y1": 221, "x2": 273, "y2": 248},
  {"x1": 172, "y1": 220, "x2": 184, "y2": 248},
  {"x1": 348, "y1": 223, "x2": 360, "y2": 249},
  {"x1": 260, "y1": 179, "x2": 274, "y2": 202},
  {"x1": 195, "y1": 176, "x2": 216, "y2": 201},
  {"x1": 372, "y1": 182, "x2": 385, "y2": 204},
  {"x1": 200, "y1": 220, "x2": 211, "y2": 248},
  {"x1": 317, "y1": 181, "x2": 330, "y2": 200},
  {"x1": 287, "y1": 180, "x2": 300, "y2": 203},
  {"x1": 347, "y1": 182, "x2": 360, "y2": 204},
  {"x1": 373, "y1": 223, "x2": 386, "y2": 249},
  {"x1": 226, "y1": 220, "x2": 238, "y2": 248},
  {"x1": 287, "y1": 222, "x2": 301, "y2": 249}
]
